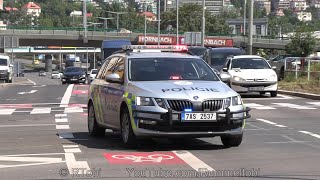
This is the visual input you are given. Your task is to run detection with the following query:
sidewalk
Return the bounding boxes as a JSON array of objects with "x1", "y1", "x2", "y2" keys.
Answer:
[
  {"x1": 278, "y1": 90, "x2": 320, "y2": 100},
  {"x1": 0, "y1": 76, "x2": 33, "y2": 87}
]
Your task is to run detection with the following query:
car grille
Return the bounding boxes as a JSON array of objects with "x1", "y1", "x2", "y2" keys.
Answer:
[
  {"x1": 202, "y1": 99, "x2": 224, "y2": 111},
  {"x1": 0, "y1": 70, "x2": 7, "y2": 74},
  {"x1": 167, "y1": 100, "x2": 193, "y2": 112}
]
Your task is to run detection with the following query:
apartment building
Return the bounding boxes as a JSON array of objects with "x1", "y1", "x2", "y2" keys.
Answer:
[{"x1": 226, "y1": 18, "x2": 268, "y2": 36}]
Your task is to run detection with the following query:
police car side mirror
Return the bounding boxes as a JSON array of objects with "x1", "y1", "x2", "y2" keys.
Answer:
[
  {"x1": 220, "y1": 73, "x2": 231, "y2": 82},
  {"x1": 222, "y1": 67, "x2": 228, "y2": 72},
  {"x1": 106, "y1": 73, "x2": 122, "y2": 83}
]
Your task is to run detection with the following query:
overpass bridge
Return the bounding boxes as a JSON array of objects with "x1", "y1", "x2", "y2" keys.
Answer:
[{"x1": 0, "y1": 28, "x2": 291, "y2": 50}]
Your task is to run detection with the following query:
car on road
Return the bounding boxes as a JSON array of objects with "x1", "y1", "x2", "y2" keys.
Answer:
[
  {"x1": 61, "y1": 67, "x2": 87, "y2": 84},
  {"x1": 187, "y1": 46, "x2": 207, "y2": 58},
  {"x1": 0, "y1": 54, "x2": 13, "y2": 83},
  {"x1": 88, "y1": 69, "x2": 98, "y2": 83},
  {"x1": 202, "y1": 47, "x2": 245, "y2": 71},
  {"x1": 51, "y1": 71, "x2": 61, "y2": 79},
  {"x1": 39, "y1": 70, "x2": 46, "y2": 76},
  {"x1": 87, "y1": 45, "x2": 251, "y2": 147},
  {"x1": 220, "y1": 55, "x2": 278, "y2": 97}
]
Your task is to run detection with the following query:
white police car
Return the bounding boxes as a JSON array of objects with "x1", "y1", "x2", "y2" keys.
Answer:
[{"x1": 87, "y1": 45, "x2": 251, "y2": 147}]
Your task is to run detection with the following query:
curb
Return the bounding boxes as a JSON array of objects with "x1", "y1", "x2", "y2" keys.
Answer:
[{"x1": 278, "y1": 90, "x2": 320, "y2": 100}]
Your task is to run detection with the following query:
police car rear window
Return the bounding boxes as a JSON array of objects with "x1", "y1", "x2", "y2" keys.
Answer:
[{"x1": 128, "y1": 58, "x2": 219, "y2": 81}]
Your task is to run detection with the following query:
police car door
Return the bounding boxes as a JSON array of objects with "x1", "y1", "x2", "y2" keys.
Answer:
[{"x1": 104, "y1": 55, "x2": 125, "y2": 128}]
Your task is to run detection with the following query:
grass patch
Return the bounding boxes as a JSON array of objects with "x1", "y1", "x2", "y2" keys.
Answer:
[{"x1": 279, "y1": 72, "x2": 320, "y2": 94}]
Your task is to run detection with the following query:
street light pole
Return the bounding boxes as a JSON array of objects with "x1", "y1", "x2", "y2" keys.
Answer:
[
  {"x1": 176, "y1": 0, "x2": 179, "y2": 45},
  {"x1": 243, "y1": 0, "x2": 246, "y2": 36},
  {"x1": 83, "y1": 0, "x2": 87, "y2": 38},
  {"x1": 144, "y1": 13, "x2": 147, "y2": 45},
  {"x1": 158, "y1": 0, "x2": 161, "y2": 45},
  {"x1": 248, "y1": 0, "x2": 253, "y2": 55},
  {"x1": 201, "y1": 0, "x2": 205, "y2": 47}
]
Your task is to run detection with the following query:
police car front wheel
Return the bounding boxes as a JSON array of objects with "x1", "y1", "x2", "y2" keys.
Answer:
[
  {"x1": 88, "y1": 103, "x2": 105, "y2": 137},
  {"x1": 220, "y1": 133, "x2": 243, "y2": 147},
  {"x1": 121, "y1": 108, "x2": 136, "y2": 146}
]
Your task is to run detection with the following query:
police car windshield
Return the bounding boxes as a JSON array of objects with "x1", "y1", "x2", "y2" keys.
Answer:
[
  {"x1": 231, "y1": 58, "x2": 270, "y2": 69},
  {"x1": 0, "y1": 59, "x2": 7, "y2": 66},
  {"x1": 129, "y1": 58, "x2": 219, "y2": 81}
]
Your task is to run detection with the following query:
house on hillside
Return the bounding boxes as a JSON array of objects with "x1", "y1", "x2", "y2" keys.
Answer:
[
  {"x1": 21, "y1": 2, "x2": 41, "y2": 17},
  {"x1": 138, "y1": 11, "x2": 156, "y2": 21}
]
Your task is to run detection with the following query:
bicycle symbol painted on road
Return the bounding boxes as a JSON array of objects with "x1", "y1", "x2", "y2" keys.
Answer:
[
  {"x1": 104, "y1": 152, "x2": 186, "y2": 164},
  {"x1": 111, "y1": 154, "x2": 174, "y2": 163}
]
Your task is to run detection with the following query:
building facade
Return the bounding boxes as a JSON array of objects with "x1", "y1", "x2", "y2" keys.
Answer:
[
  {"x1": 226, "y1": 18, "x2": 268, "y2": 36},
  {"x1": 290, "y1": 0, "x2": 308, "y2": 11},
  {"x1": 254, "y1": 0, "x2": 271, "y2": 15}
]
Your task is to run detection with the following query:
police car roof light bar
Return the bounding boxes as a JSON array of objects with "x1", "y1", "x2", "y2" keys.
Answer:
[{"x1": 122, "y1": 45, "x2": 188, "y2": 52}]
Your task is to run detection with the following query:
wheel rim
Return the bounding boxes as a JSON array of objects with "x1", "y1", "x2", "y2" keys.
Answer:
[
  {"x1": 88, "y1": 105, "x2": 94, "y2": 133},
  {"x1": 121, "y1": 113, "x2": 129, "y2": 143}
]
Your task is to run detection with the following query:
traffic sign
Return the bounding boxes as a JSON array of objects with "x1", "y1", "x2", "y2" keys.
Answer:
[{"x1": 104, "y1": 152, "x2": 185, "y2": 164}]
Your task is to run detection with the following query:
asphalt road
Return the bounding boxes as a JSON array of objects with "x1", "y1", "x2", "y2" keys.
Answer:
[{"x1": 0, "y1": 72, "x2": 320, "y2": 180}]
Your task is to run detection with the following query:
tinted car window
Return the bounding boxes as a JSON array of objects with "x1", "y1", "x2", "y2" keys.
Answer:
[
  {"x1": 231, "y1": 58, "x2": 270, "y2": 69},
  {"x1": 65, "y1": 67, "x2": 84, "y2": 72},
  {"x1": 210, "y1": 51, "x2": 244, "y2": 66},
  {"x1": 129, "y1": 58, "x2": 219, "y2": 81},
  {"x1": 188, "y1": 47, "x2": 207, "y2": 56},
  {"x1": 0, "y1": 59, "x2": 8, "y2": 66}
]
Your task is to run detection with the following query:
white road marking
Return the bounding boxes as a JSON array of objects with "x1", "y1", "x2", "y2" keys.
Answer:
[
  {"x1": 55, "y1": 114, "x2": 67, "y2": 117},
  {"x1": 245, "y1": 103, "x2": 276, "y2": 110},
  {"x1": 273, "y1": 103, "x2": 316, "y2": 110},
  {"x1": 60, "y1": 84, "x2": 74, "y2": 107},
  {"x1": 282, "y1": 135, "x2": 297, "y2": 142},
  {"x1": 59, "y1": 132, "x2": 74, "y2": 139},
  {"x1": 0, "y1": 108, "x2": 15, "y2": 115},
  {"x1": 4, "y1": 153, "x2": 66, "y2": 156},
  {"x1": 27, "y1": 79, "x2": 36, "y2": 85},
  {"x1": 299, "y1": 131, "x2": 320, "y2": 139},
  {"x1": 245, "y1": 122, "x2": 266, "y2": 130},
  {"x1": 64, "y1": 107, "x2": 83, "y2": 113},
  {"x1": 172, "y1": 150, "x2": 215, "y2": 172},
  {"x1": 64, "y1": 148, "x2": 81, "y2": 153},
  {"x1": 55, "y1": 118, "x2": 68, "y2": 123},
  {"x1": 274, "y1": 124, "x2": 287, "y2": 128},
  {"x1": 278, "y1": 94, "x2": 294, "y2": 99},
  {"x1": 0, "y1": 156, "x2": 63, "y2": 162},
  {"x1": 0, "y1": 124, "x2": 55, "y2": 128},
  {"x1": 56, "y1": 125, "x2": 70, "y2": 129},
  {"x1": 32, "y1": 85, "x2": 46, "y2": 87},
  {"x1": 17, "y1": 90, "x2": 38, "y2": 95},
  {"x1": 65, "y1": 153, "x2": 91, "y2": 175},
  {"x1": 256, "y1": 119, "x2": 277, "y2": 125},
  {"x1": 306, "y1": 102, "x2": 320, "y2": 106},
  {"x1": 30, "y1": 108, "x2": 51, "y2": 114},
  {"x1": 0, "y1": 162, "x2": 65, "y2": 169},
  {"x1": 63, "y1": 145, "x2": 79, "y2": 148}
]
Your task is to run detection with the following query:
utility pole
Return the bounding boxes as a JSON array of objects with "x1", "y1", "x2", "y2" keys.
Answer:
[
  {"x1": 158, "y1": 0, "x2": 161, "y2": 45},
  {"x1": 201, "y1": 0, "x2": 205, "y2": 47},
  {"x1": 243, "y1": 0, "x2": 246, "y2": 36},
  {"x1": 144, "y1": 13, "x2": 147, "y2": 45},
  {"x1": 106, "y1": 11, "x2": 127, "y2": 30},
  {"x1": 83, "y1": 0, "x2": 87, "y2": 39},
  {"x1": 176, "y1": 0, "x2": 179, "y2": 45},
  {"x1": 248, "y1": 0, "x2": 253, "y2": 55}
]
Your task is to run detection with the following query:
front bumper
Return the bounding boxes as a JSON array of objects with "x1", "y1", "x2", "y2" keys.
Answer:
[
  {"x1": 131, "y1": 107, "x2": 251, "y2": 137},
  {"x1": 231, "y1": 81, "x2": 278, "y2": 92},
  {"x1": 62, "y1": 77, "x2": 86, "y2": 83},
  {"x1": 0, "y1": 73, "x2": 8, "y2": 80}
]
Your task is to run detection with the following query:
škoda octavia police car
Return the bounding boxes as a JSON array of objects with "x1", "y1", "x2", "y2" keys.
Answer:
[{"x1": 87, "y1": 45, "x2": 251, "y2": 147}]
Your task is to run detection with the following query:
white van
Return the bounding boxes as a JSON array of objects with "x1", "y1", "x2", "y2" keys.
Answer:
[{"x1": 0, "y1": 54, "x2": 13, "y2": 83}]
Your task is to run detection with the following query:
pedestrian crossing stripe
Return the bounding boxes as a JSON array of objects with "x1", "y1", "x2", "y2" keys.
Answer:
[
  {"x1": 272, "y1": 103, "x2": 317, "y2": 110},
  {"x1": 245, "y1": 103, "x2": 276, "y2": 110},
  {"x1": 0, "y1": 107, "x2": 86, "y2": 115}
]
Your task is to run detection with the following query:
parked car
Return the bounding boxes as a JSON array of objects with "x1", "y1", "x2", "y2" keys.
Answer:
[
  {"x1": 187, "y1": 46, "x2": 207, "y2": 58},
  {"x1": 88, "y1": 69, "x2": 98, "y2": 83}
]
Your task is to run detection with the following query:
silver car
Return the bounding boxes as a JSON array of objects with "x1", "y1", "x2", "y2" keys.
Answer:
[{"x1": 87, "y1": 45, "x2": 251, "y2": 147}]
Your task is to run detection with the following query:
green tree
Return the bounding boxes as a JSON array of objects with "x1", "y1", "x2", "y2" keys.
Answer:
[{"x1": 285, "y1": 25, "x2": 316, "y2": 57}]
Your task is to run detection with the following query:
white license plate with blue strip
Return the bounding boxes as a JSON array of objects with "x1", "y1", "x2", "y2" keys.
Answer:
[{"x1": 181, "y1": 112, "x2": 217, "y2": 121}]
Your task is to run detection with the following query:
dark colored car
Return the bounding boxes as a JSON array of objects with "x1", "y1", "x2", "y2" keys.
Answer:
[
  {"x1": 187, "y1": 46, "x2": 207, "y2": 58},
  {"x1": 202, "y1": 47, "x2": 245, "y2": 71},
  {"x1": 61, "y1": 67, "x2": 86, "y2": 84}
]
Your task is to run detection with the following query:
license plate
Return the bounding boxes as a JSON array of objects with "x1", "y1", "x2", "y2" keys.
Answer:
[
  {"x1": 71, "y1": 79, "x2": 77, "y2": 81},
  {"x1": 248, "y1": 86, "x2": 264, "y2": 91},
  {"x1": 182, "y1": 113, "x2": 216, "y2": 121}
]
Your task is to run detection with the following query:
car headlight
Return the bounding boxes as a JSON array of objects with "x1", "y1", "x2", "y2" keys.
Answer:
[
  {"x1": 233, "y1": 76, "x2": 246, "y2": 82},
  {"x1": 267, "y1": 74, "x2": 277, "y2": 81},
  {"x1": 224, "y1": 97, "x2": 231, "y2": 108},
  {"x1": 155, "y1": 98, "x2": 166, "y2": 109},
  {"x1": 136, "y1": 96, "x2": 155, "y2": 106},
  {"x1": 81, "y1": 74, "x2": 86, "y2": 78},
  {"x1": 232, "y1": 95, "x2": 242, "y2": 106}
]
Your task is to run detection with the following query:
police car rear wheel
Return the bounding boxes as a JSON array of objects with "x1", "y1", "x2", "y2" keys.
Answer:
[
  {"x1": 88, "y1": 104, "x2": 105, "y2": 137},
  {"x1": 121, "y1": 108, "x2": 136, "y2": 146},
  {"x1": 220, "y1": 133, "x2": 243, "y2": 147}
]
